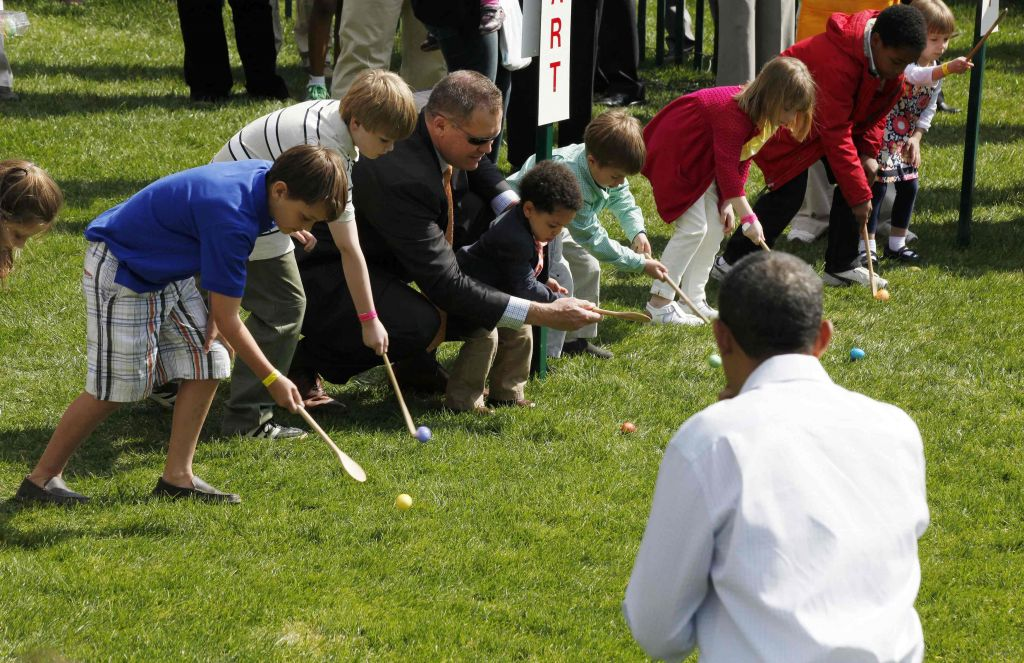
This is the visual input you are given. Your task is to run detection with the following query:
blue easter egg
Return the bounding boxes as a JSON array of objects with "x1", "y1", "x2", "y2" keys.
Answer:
[
  {"x1": 849, "y1": 347, "x2": 866, "y2": 361},
  {"x1": 415, "y1": 425, "x2": 432, "y2": 443}
]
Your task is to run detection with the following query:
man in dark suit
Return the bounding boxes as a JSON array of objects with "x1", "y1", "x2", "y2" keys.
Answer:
[{"x1": 290, "y1": 70, "x2": 599, "y2": 405}]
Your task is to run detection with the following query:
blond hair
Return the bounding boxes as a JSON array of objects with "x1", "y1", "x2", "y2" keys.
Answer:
[
  {"x1": 0, "y1": 160, "x2": 63, "y2": 281},
  {"x1": 911, "y1": 0, "x2": 957, "y2": 37},
  {"x1": 340, "y1": 69, "x2": 418, "y2": 140},
  {"x1": 583, "y1": 109, "x2": 646, "y2": 174},
  {"x1": 735, "y1": 56, "x2": 816, "y2": 142}
]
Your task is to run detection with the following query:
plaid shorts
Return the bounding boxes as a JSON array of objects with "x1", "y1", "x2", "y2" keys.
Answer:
[{"x1": 83, "y1": 242, "x2": 231, "y2": 402}]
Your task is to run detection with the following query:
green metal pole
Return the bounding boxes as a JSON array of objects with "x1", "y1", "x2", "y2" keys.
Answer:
[
  {"x1": 530, "y1": 124, "x2": 555, "y2": 378},
  {"x1": 957, "y1": 0, "x2": 986, "y2": 247}
]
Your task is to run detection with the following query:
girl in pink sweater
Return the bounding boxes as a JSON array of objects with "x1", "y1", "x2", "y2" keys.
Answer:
[{"x1": 642, "y1": 57, "x2": 815, "y2": 325}]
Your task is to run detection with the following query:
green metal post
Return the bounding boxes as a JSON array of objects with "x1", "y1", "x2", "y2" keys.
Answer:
[
  {"x1": 530, "y1": 124, "x2": 555, "y2": 378},
  {"x1": 958, "y1": 0, "x2": 987, "y2": 247}
]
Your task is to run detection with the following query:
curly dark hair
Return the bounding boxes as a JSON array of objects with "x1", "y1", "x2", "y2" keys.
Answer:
[
  {"x1": 874, "y1": 4, "x2": 928, "y2": 53},
  {"x1": 518, "y1": 160, "x2": 583, "y2": 214}
]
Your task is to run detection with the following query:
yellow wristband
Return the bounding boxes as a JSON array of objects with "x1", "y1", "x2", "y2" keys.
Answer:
[
  {"x1": 262, "y1": 369, "x2": 281, "y2": 387},
  {"x1": 941, "y1": 62, "x2": 951, "y2": 77}
]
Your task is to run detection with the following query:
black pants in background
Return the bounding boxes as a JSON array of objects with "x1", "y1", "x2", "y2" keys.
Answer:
[
  {"x1": 594, "y1": 0, "x2": 645, "y2": 102},
  {"x1": 505, "y1": 0, "x2": 604, "y2": 170},
  {"x1": 175, "y1": 0, "x2": 288, "y2": 101},
  {"x1": 721, "y1": 159, "x2": 861, "y2": 274}
]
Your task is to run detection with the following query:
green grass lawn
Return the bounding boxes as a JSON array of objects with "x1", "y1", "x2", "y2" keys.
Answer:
[{"x1": 2, "y1": 1, "x2": 1023, "y2": 660}]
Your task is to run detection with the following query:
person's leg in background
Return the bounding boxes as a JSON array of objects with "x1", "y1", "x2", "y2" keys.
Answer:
[
  {"x1": 787, "y1": 160, "x2": 833, "y2": 243},
  {"x1": 330, "y1": 0, "x2": 403, "y2": 98},
  {"x1": 399, "y1": 0, "x2": 447, "y2": 91},
  {"x1": 305, "y1": 0, "x2": 337, "y2": 99},
  {"x1": 269, "y1": 0, "x2": 283, "y2": 53},
  {"x1": 228, "y1": 0, "x2": 289, "y2": 99},
  {"x1": 594, "y1": 0, "x2": 645, "y2": 106},
  {"x1": 557, "y1": 0, "x2": 604, "y2": 145},
  {"x1": 883, "y1": 177, "x2": 921, "y2": 262},
  {"x1": 0, "y1": 30, "x2": 15, "y2": 100},
  {"x1": 221, "y1": 253, "x2": 307, "y2": 437},
  {"x1": 505, "y1": 55, "x2": 539, "y2": 171},
  {"x1": 293, "y1": 0, "x2": 314, "y2": 67},
  {"x1": 754, "y1": 0, "x2": 794, "y2": 73},
  {"x1": 713, "y1": 0, "x2": 754, "y2": 85},
  {"x1": 175, "y1": 0, "x2": 234, "y2": 101}
]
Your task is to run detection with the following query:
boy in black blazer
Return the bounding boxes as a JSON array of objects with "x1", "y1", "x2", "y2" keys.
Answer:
[{"x1": 445, "y1": 161, "x2": 583, "y2": 412}]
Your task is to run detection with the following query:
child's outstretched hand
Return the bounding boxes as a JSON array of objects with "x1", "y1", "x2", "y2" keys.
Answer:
[
  {"x1": 547, "y1": 277, "x2": 569, "y2": 295},
  {"x1": 945, "y1": 56, "x2": 973, "y2": 75},
  {"x1": 643, "y1": 258, "x2": 670, "y2": 281},
  {"x1": 267, "y1": 375, "x2": 304, "y2": 413},
  {"x1": 361, "y1": 317, "x2": 388, "y2": 356},
  {"x1": 291, "y1": 230, "x2": 318, "y2": 252},
  {"x1": 631, "y1": 232, "x2": 652, "y2": 258}
]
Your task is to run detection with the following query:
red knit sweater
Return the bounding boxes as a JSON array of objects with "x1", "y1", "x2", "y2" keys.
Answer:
[
  {"x1": 753, "y1": 10, "x2": 905, "y2": 207},
  {"x1": 642, "y1": 86, "x2": 759, "y2": 223}
]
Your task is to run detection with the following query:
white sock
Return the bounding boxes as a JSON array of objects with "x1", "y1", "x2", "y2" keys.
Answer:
[
  {"x1": 889, "y1": 235, "x2": 907, "y2": 252},
  {"x1": 308, "y1": 75, "x2": 326, "y2": 87},
  {"x1": 858, "y1": 238, "x2": 877, "y2": 253}
]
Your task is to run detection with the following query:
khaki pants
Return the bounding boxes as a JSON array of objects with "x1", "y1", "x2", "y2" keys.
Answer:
[
  {"x1": 445, "y1": 326, "x2": 532, "y2": 410},
  {"x1": 221, "y1": 251, "x2": 306, "y2": 434},
  {"x1": 330, "y1": 0, "x2": 446, "y2": 98}
]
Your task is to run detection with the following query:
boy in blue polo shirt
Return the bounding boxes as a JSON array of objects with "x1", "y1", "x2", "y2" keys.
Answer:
[{"x1": 15, "y1": 145, "x2": 346, "y2": 506}]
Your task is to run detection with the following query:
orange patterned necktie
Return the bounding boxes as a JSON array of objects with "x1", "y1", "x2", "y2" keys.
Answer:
[{"x1": 442, "y1": 165, "x2": 455, "y2": 246}]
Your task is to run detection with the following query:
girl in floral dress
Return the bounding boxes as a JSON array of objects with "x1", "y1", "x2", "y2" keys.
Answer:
[{"x1": 861, "y1": 0, "x2": 971, "y2": 266}]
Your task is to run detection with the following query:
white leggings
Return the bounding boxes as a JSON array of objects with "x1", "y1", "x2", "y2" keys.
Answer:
[{"x1": 650, "y1": 185, "x2": 724, "y2": 304}]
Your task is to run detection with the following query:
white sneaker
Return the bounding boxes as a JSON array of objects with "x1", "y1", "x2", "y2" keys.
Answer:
[
  {"x1": 690, "y1": 299, "x2": 718, "y2": 320},
  {"x1": 710, "y1": 256, "x2": 732, "y2": 282},
  {"x1": 787, "y1": 216, "x2": 828, "y2": 243},
  {"x1": 822, "y1": 266, "x2": 889, "y2": 289},
  {"x1": 646, "y1": 301, "x2": 705, "y2": 326}
]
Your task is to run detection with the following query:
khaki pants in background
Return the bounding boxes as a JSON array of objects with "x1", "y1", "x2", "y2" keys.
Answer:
[
  {"x1": 330, "y1": 0, "x2": 446, "y2": 98},
  {"x1": 221, "y1": 251, "x2": 306, "y2": 435},
  {"x1": 714, "y1": 0, "x2": 794, "y2": 86},
  {"x1": 445, "y1": 326, "x2": 533, "y2": 411}
]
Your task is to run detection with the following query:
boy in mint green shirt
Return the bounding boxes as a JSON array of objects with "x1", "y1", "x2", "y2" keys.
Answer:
[{"x1": 506, "y1": 110, "x2": 667, "y2": 358}]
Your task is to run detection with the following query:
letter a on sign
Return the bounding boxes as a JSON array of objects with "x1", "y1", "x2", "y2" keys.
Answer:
[{"x1": 538, "y1": 0, "x2": 571, "y2": 125}]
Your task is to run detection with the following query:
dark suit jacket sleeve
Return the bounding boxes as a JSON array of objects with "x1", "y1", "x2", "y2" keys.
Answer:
[
  {"x1": 356, "y1": 162, "x2": 512, "y2": 329},
  {"x1": 494, "y1": 237, "x2": 558, "y2": 303}
]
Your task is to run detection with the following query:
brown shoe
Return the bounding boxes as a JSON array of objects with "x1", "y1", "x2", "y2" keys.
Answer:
[{"x1": 290, "y1": 371, "x2": 347, "y2": 412}]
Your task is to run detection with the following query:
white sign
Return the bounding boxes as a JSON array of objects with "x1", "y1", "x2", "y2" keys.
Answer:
[
  {"x1": 981, "y1": 0, "x2": 1000, "y2": 34},
  {"x1": 537, "y1": 0, "x2": 571, "y2": 126}
]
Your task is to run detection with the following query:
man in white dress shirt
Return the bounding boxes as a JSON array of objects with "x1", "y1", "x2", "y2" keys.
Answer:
[{"x1": 623, "y1": 251, "x2": 929, "y2": 662}]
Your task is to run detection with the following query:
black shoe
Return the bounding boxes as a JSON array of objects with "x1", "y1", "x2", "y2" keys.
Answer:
[
  {"x1": 149, "y1": 382, "x2": 178, "y2": 409},
  {"x1": 152, "y1": 476, "x2": 241, "y2": 504},
  {"x1": 858, "y1": 250, "x2": 879, "y2": 271},
  {"x1": 561, "y1": 339, "x2": 614, "y2": 360},
  {"x1": 883, "y1": 245, "x2": 921, "y2": 263},
  {"x1": 15, "y1": 476, "x2": 90, "y2": 505},
  {"x1": 937, "y1": 100, "x2": 960, "y2": 114},
  {"x1": 596, "y1": 92, "x2": 643, "y2": 107}
]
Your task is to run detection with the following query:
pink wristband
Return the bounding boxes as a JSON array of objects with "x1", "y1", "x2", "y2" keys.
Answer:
[
  {"x1": 740, "y1": 213, "x2": 758, "y2": 226},
  {"x1": 357, "y1": 310, "x2": 378, "y2": 322}
]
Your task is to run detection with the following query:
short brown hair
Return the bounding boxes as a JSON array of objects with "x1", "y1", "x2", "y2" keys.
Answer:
[
  {"x1": 340, "y1": 69, "x2": 418, "y2": 140},
  {"x1": 424, "y1": 70, "x2": 503, "y2": 123},
  {"x1": 583, "y1": 109, "x2": 645, "y2": 174},
  {"x1": 911, "y1": 0, "x2": 957, "y2": 37},
  {"x1": 0, "y1": 160, "x2": 63, "y2": 281},
  {"x1": 736, "y1": 56, "x2": 816, "y2": 142},
  {"x1": 267, "y1": 145, "x2": 347, "y2": 220}
]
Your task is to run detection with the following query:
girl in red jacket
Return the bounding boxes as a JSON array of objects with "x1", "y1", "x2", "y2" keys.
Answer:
[{"x1": 643, "y1": 57, "x2": 815, "y2": 325}]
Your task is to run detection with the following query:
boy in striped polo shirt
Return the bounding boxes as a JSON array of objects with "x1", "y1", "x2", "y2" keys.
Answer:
[
  {"x1": 506, "y1": 110, "x2": 668, "y2": 359},
  {"x1": 151, "y1": 69, "x2": 418, "y2": 439},
  {"x1": 16, "y1": 146, "x2": 345, "y2": 506}
]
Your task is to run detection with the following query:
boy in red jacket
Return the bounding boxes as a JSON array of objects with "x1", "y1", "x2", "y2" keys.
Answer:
[{"x1": 713, "y1": 4, "x2": 926, "y2": 288}]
